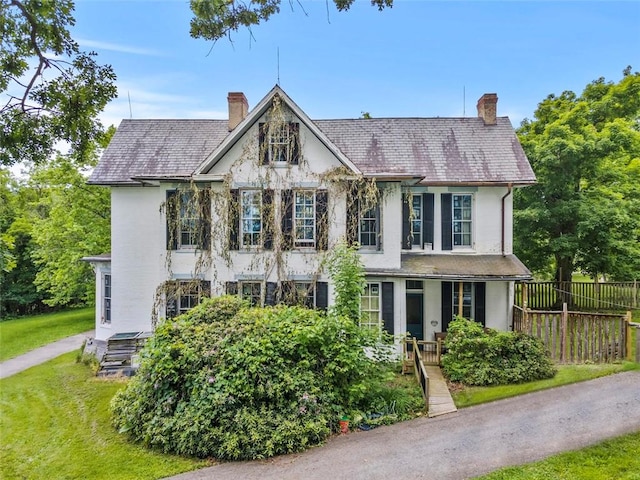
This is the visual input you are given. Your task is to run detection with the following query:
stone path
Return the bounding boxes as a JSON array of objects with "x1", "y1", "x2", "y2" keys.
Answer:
[{"x1": 0, "y1": 330, "x2": 95, "y2": 379}]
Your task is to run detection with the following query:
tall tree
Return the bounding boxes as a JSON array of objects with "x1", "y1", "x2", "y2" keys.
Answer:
[
  {"x1": 189, "y1": 0, "x2": 392, "y2": 41},
  {"x1": 514, "y1": 69, "x2": 640, "y2": 283},
  {"x1": 0, "y1": 169, "x2": 46, "y2": 316},
  {"x1": 27, "y1": 134, "x2": 112, "y2": 307},
  {"x1": 0, "y1": 0, "x2": 117, "y2": 166}
]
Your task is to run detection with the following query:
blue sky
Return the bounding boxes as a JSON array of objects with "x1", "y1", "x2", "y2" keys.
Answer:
[{"x1": 71, "y1": 0, "x2": 640, "y2": 128}]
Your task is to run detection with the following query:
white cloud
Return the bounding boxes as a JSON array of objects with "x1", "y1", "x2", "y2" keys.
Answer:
[{"x1": 76, "y1": 38, "x2": 163, "y2": 56}]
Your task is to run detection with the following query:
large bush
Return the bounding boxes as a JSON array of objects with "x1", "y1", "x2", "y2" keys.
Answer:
[
  {"x1": 111, "y1": 296, "x2": 416, "y2": 460},
  {"x1": 441, "y1": 317, "x2": 556, "y2": 386}
]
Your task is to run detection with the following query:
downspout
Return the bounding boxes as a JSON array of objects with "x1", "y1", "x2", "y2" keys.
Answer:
[{"x1": 501, "y1": 183, "x2": 513, "y2": 256}]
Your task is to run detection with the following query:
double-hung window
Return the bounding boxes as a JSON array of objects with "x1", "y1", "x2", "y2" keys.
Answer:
[
  {"x1": 294, "y1": 282, "x2": 315, "y2": 308},
  {"x1": 179, "y1": 282, "x2": 201, "y2": 315},
  {"x1": 241, "y1": 191, "x2": 262, "y2": 247},
  {"x1": 102, "y1": 273, "x2": 111, "y2": 324},
  {"x1": 359, "y1": 205, "x2": 379, "y2": 248},
  {"x1": 259, "y1": 122, "x2": 300, "y2": 165},
  {"x1": 360, "y1": 282, "x2": 381, "y2": 331},
  {"x1": 179, "y1": 191, "x2": 198, "y2": 248},
  {"x1": 452, "y1": 282, "x2": 473, "y2": 320},
  {"x1": 241, "y1": 282, "x2": 262, "y2": 306},
  {"x1": 294, "y1": 190, "x2": 315, "y2": 248},
  {"x1": 166, "y1": 280, "x2": 209, "y2": 318},
  {"x1": 452, "y1": 194, "x2": 472, "y2": 247},
  {"x1": 166, "y1": 188, "x2": 210, "y2": 251}
]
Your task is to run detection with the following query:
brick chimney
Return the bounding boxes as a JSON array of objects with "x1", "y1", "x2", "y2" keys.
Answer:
[
  {"x1": 477, "y1": 93, "x2": 498, "y2": 125},
  {"x1": 228, "y1": 92, "x2": 248, "y2": 131}
]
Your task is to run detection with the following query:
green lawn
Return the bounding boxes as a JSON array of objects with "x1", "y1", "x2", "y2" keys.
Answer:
[
  {"x1": 476, "y1": 431, "x2": 640, "y2": 480},
  {"x1": 452, "y1": 361, "x2": 640, "y2": 408},
  {"x1": 0, "y1": 307, "x2": 94, "y2": 361},
  {"x1": 0, "y1": 352, "x2": 207, "y2": 480}
]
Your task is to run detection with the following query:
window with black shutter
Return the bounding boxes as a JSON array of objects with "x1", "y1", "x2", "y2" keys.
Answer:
[
  {"x1": 442, "y1": 281, "x2": 486, "y2": 330},
  {"x1": 166, "y1": 279, "x2": 210, "y2": 318},
  {"x1": 166, "y1": 188, "x2": 210, "y2": 251},
  {"x1": 259, "y1": 122, "x2": 300, "y2": 165}
]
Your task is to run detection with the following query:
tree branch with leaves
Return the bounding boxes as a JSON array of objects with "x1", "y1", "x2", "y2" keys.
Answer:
[{"x1": 1, "y1": 0, "x2": 117, "y2": 165}]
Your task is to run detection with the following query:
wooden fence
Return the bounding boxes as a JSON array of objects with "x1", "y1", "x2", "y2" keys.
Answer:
[
  {"x1": 515, "y1": 281, "x2": 639, "y2": 311},
  {"x1": 513, "y1": 304, "x2": 632, "y2": 363}
]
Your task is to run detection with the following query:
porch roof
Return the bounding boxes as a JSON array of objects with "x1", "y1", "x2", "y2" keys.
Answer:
[{"x1": 365, "y1": 253, "x2": 532, "y2": 281}]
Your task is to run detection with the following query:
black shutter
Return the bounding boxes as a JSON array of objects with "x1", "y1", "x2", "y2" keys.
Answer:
[
  {"x1": 166, "y1": 190, "x2": 178, "y2": 250},
  {"x1": 229, "y1": 189, "x2": 239, "y2": 250},
  {"x1": 225, "y1": 281, "x2": 238, "y2": 295},
  {"x1": 346, "y1": 182, "x2": 359, "y2": 246},
  {"x1": 402, "y1": 193, "x2": 411, "y2": 249},
  {"x1": 375, "y1": 202, "x2": 382, "y2": 252},
  {"x1": 265, "y1": 282, "x2": 277, "y2": 306},
  {"x1": 198, "y1": 189, "x2": 211, "y2": 250},
  {"x1": 262, "y1": 189, "x2": 274, "y2": 250},
  {"x1": 316, "y1": 190, "x2": 328, "y2": 251},
  {"x1": 316, "y1": 282, "x2": 328, "y2": 311},
  {"x1": 441, "y1": 281, "x2": 453, "y2": 332},
  {"x1": 382, "y1": 282, "x2": 394, "y2": 335},
  {"x1": 201, "y1": 280, "x2": 211, "y2": 298},
  {"x1": 166, "y1": 283, "x2": 178, "y2": 319},
  {"x1": 423, "y1": 193, "x2": 434, "y2": 250},
  {"x1": 474, "y1": 282, "x2": 486, "y2": 326},
  {"x1": 259, "y1": 123, "x2": 269, "y2": 165},
  {"x1": 279, "y1": 281, "x2": 294, "y2": 304},
  {"x1": 281, "y1": 189, "x2": 293, "y2": 250},
  {"x1": 290, "y1": 122, "x2": 300, "y2": 165},
  {"x1": 441, "y1": 193, "x2": 453, "y2": 251}
]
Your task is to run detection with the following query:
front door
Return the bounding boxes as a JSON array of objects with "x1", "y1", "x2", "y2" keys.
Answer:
[{"x1": 406, "y1": 280, "x2": 424, "y2": 340}]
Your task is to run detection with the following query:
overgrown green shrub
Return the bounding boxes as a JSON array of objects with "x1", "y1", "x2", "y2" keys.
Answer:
[
  {"x1": 441, "y1": 317, "x2": 556, "y2": 386},
  {"x1": 110, "y1": 296, "x2": 419, "y2": 460}
]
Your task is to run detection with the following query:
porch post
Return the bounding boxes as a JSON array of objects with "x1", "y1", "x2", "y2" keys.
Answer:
[{"x1": 458, "y1": 282, "x2": 464, "y2": 317}]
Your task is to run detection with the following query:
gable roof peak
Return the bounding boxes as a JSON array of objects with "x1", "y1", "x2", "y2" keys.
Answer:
[{"x1": 194, "y1": 85, "x2": 361, "y2": 175}]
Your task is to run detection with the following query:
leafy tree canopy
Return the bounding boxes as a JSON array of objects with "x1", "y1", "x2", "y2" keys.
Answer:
[
  {"x1": 1, "y1": 0, "x2": 117, "y2": 166},
  {"x1": 189, "y1": 0, "x2": 392, "y2": 41},
  {"x1": 514, "y1": 68, "x2": 640, "y2": 282}
]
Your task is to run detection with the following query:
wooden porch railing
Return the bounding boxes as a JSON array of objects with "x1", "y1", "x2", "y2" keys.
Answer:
[
  {"x1": 404, "y1": 337, "x2": 429, "y2": 407},
  {"x1": 513, "y1": 304, "x2": 631, "y2": 363}
]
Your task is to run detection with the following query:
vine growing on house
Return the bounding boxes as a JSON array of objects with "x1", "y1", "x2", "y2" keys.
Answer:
[{"x1": 152, "y1": 93, "x2": 384, "y2": 324}]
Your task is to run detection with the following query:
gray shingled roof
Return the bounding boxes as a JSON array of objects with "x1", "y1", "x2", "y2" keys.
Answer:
[
  {"x1": 314, "y1": 117, "x2": 534, "y2": 184},
  {"x1": 89, "y1": 115, "x2": 535, "y2": 185},
  {"x1": 89, "y1": 119, "x2": 229, "y2": 185},
  {"x1": 366, "y1": 254, "x2": 532, "y2": 281}
]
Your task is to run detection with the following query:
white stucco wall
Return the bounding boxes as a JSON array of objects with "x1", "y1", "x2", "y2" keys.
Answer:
[
  {"x1": 414, "y1": 186, "x2": 513, "y2": 254},
  {"x1": 110, "y1": 186, "x2": 167, "y2": 337}
]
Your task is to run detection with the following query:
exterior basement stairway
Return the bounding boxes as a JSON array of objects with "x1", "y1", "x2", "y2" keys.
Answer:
[{"x1": 98, "y1": 331, "x2": 151, "y2": 377}]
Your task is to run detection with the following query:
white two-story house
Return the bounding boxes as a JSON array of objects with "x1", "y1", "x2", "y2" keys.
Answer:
[{"x1": 86, "y1": 85, "x2": 535, "y2": 344}]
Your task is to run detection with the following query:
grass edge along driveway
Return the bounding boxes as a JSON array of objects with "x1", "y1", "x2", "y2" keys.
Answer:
[{"x1": 0, "y1": 307, "x2": 94, "y2": 361}]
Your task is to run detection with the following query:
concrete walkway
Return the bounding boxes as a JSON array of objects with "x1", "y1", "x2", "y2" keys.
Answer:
[
  {"x1": 168, "y1": 371, "x2": 640, "y2": 480},
  {"x1": 0, "y1": 330, "x2": 95, "y2": 379},
  {"x1": 425, "y1": 365, "x2": 457, "y2": 417}
]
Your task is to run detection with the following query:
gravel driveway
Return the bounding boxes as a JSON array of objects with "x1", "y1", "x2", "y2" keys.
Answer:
[{"x1": 167, "y1": 371, "x2": 640, "y2": 480}]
